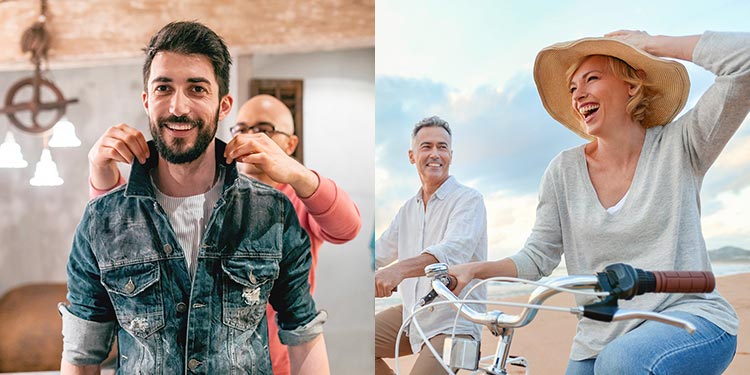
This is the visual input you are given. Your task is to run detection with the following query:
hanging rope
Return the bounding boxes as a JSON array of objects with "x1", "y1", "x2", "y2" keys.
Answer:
[{"x1": 20, "y1": 0, "x2": 50, "y2": 66}]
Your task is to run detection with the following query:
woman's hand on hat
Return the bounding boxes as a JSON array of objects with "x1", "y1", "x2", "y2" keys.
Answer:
[
  {"x1": 605, "y1": 30, "x2": 652, "y2": 52},
  {"x1": 606, "y1": 30, "x2": 700, "y2": 61}
]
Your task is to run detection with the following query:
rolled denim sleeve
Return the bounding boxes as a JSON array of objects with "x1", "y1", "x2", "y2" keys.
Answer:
[
  {"x1": 268, "y1": 196, "x2": 321, "y2": 340},
  {"x1": 278, "y1": 310, "x2": 327, "y2": 346},
  {"x1": 62, "y1": 207, "x2": 117, "y2": 364},
  {"x1": 59, "y1": 303, "x2": 115, "y2": 365}
]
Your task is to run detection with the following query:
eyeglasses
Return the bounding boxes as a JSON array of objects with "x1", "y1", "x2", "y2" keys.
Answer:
[{"x1": 229, "y1": 122, "x2": 292, "y2": 137}]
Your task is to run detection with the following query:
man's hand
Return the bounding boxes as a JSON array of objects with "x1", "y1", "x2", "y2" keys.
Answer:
[
  {"x1": 224, "y1": 133, "x2": 319, "y2": 197},
  {"x1": 374, "y1": 253, "x2": 440, "y2": 298},
  {"x1": 374, "y1": 265, "x2": 404, "y2": 298},
  {"x1": 88, "y1": 124, "x2": 149, "y2": 190}
]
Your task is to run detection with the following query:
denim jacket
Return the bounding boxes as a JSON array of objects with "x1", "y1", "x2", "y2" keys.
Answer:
[{"x1": 60, "y1": 139, "x2": 323, "y2": 374}]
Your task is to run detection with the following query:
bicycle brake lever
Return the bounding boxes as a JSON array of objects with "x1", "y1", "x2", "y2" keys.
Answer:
[
  {"x1": 417, "y1": 274, "x2": 456, "y2": 306},
  {"x1": 611, "y1": 309, "x2": 696, "y2": 334},
  {"x1": 417, "y1": 289, "x2": 439, "y2": 307}
]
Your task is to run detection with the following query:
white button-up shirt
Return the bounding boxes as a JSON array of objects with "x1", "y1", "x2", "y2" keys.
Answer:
[{"x1": 377, "y1": 176, "x2": 487, "y2": 352}]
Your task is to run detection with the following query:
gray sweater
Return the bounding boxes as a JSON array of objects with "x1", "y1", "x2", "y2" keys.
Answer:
[{"x1": 510, "y1": 31, "x2": 750, "y2": 360}]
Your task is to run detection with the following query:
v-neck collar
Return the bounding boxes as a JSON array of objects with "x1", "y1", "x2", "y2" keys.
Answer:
[{"x1": 578, "y1": 130, "x2": 652, "y2": 215}]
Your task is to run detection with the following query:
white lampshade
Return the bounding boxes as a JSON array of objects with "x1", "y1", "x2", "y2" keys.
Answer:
[
  {"x1": 0, "y1": 131, "x2": 28, "y2": 168},
  {"x1": 48, "y1": 117, "x2": 81, "y2": 148},
  {"x1": 29, "y1": 148, "x2": 63, "y2": 186}
]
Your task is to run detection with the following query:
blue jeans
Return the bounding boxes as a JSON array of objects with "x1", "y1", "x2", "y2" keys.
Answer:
[{"x1": 565, "y1": 312, "x2": 736, "y2": 375}]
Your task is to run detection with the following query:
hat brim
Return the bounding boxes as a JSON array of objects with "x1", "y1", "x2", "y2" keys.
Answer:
[{"x1": 533, "y1": 37, "x2": 690, "y2": 141}]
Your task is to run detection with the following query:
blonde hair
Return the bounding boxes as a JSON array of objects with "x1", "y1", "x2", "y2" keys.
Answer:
[{"x1": 566, "y1": 55, "x2": 658, "y2": 127}]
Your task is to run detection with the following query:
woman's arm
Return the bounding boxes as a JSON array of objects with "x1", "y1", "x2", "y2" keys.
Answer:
[
  {"x1": 449, "y1": 258, "x2": 518, "y2": 296},
  {"x1": 605, "y1": 30, "x2": 700, "y2": 62}
]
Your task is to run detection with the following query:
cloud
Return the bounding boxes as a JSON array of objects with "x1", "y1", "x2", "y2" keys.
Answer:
[
  {"x1": 702, "y1": 184, "x2": 750, "y2": 249},
  {"x1": 700, "y1": 117, "x2": 750, "y2": 216},
  {"x1": 376, "y1": 73, "x2": 583, "y2": 198},
  {"x1": 447, "y1": 78, "x2": 581, "y2": 194},
  {"x1": 484, "y1": 190, "x2": 538, "y2": 260},
  {"x1": 712, "y1": 127, "x2": 750, "y2": 171},
  {"x1": 375, "y1": 77, "x2": 451, "y2": 174}
]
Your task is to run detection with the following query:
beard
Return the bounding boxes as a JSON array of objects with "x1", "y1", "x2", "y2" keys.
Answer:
[{"x1": 150, "y1": 109, "x2": 219, "y2": 164}]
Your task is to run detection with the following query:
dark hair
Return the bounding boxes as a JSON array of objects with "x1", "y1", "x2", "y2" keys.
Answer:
[
  {"x1": 412, "y1": 115, "x2": 452, "y2": 139},
  {"x1": 142, "y1": 21, "x2": 232, "y2": 98}
]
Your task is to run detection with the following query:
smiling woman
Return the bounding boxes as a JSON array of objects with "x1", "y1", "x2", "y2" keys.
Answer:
[
  {"x1": 375, "y1": 3, "x2": 750, "y2": 374},
  {"x1": 447, "y1": 30, "x2": 750, "y2": 375}
]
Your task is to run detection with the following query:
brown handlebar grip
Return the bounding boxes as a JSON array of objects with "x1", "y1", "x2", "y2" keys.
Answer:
[{"x1": 652, "y1": 271, "x2": 715, "y2": 293}]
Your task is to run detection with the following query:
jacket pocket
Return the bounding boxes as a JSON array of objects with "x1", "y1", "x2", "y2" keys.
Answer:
[
  {"x1": 101, "y1": 261, "x2": 165, "y2": 338},
  {"x1": 222, "y1": 257, "x2": 279, "y2": 331}
]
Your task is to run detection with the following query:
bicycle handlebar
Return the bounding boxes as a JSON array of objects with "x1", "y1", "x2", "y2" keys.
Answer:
[
  {"x1": 423, "y1": 263, "x2": 712, "y2": 332},
  {"x1": 598, "y1": 263, "x2": 715, "y2": 299}
]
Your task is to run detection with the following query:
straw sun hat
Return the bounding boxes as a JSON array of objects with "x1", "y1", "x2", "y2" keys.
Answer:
[{"x1": 533, "y1": 37, "x2": 690, "y2": 140}]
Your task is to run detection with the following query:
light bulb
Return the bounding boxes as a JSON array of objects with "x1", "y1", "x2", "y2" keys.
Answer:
[
  {"x1": 48, "y1": 117, "x2": 81, "y2": 148},
  {"x1": 29, "y1": 148, "x2": 63, "y2": 186},
  {"x1": 0, "y1": 131, "x2": 28, "y2": 168}
]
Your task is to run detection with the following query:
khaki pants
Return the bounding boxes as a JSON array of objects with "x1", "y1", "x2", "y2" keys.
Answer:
[{"x1": 375, "y1": 304, "x2": 471, "y2": 375}]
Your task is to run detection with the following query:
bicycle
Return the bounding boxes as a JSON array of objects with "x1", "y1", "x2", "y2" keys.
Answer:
[{"x1": 395, "y1": 263, "x2": 715, "y2": 375}]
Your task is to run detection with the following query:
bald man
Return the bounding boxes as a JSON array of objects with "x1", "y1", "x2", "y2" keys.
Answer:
[{"x1": 88, "y1": 94, "x2": 362, "y2": 375}]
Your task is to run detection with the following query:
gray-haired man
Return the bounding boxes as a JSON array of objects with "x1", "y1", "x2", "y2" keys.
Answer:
[{"x1": 374, "y1": 116, "x2": 488, "y2": 374}]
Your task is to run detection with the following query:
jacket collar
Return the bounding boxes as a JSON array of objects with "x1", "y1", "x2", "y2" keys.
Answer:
[{"x1": 125, "y1": 138, "x2": 238, "y2": 198}]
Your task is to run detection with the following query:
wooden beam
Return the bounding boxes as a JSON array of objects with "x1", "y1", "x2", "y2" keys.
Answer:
[{"x1": 0, "y1": 0, "x2": 374, "y2": 70}]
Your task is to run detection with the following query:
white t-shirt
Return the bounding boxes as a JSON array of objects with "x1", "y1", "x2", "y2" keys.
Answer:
[{"x1": 152, "y1": 170, "x2": 224, "y2": 278}]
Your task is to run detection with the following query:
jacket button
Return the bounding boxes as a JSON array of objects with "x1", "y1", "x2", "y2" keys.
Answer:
[
  {"x1": 187, "y1": 358, "x2": 201, "y2": 370},
  {"x1": 124, "y1": 278, "x2": 135, "y2": 294},
  {"x1": 164, "y1": 244, "x2": 173, "y2": 255},
  {"x1": 176, "y1": 302, "x2": 187, "y2": 313}
]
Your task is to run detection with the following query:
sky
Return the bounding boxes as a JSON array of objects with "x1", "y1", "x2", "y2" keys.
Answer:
[{"x1": 375, "y1": 0, "x2": 750, "y2": 262}]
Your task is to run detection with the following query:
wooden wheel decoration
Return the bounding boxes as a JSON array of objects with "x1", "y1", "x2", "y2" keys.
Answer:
[
  {"x1": 0, "y1": 73, "x2": 78, "y2": 134},
  {"x1": 0, "y1": 0, "x2": 77, "y2": 134}
]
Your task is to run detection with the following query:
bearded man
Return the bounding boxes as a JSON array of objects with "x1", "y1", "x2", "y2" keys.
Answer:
[{"x1": 60, "y1": 21, "x2": 328, "y2": 375}]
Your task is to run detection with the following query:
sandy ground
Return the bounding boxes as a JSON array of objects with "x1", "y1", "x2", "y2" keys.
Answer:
[{"x1": 385, "y1": 272, "x2": 749, "y2": 374}]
